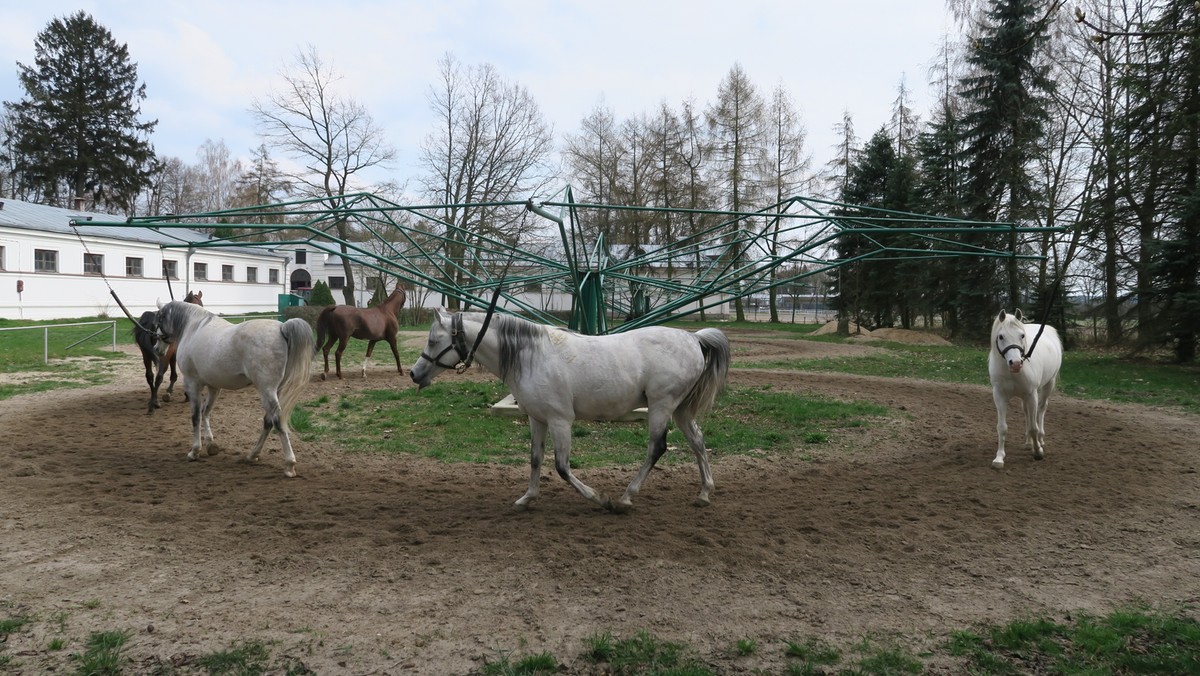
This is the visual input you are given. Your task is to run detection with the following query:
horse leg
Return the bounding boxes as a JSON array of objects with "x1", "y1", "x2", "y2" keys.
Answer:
[
  {"x1": 1024, "y1": 391, "x2": 1044, "y2": 461},
  {"x1": 142, "y1": 352, "x2": 159, "y2": 415},
  {"x1": 674, "y1": 412, "x2": 714, "y2": 507},
  {"x1": 164, "y1": 353, "x2": 181, "y2": 403},
  {"x1": 362, "y1": 340, "x2": 377, "y2": 378},
  {"x1": 387, "y1": 337, "x2": 403, "y2": 375},
  {"x1": 199, "y1": 388, "x2": 222, "y2": 456},
  {"x1": 615, "y1": 408, "x2": 673, "y2": 512},
  {"x1": 320, "y1": 335, "x2": 334, "y2": 380},
  {"x1": 248, "y1": 390, "x2": 297, "y2": 477},
  {"x1": 185, "y1": 382, "x2": 207, "y2": 461},
  {"x1": 548, "y1": 418, "x2": 612, "y2": 511},
  {"x1": 334, "y1": 337, "x2": 350, "y2": 379},
  {"x1": 991, "y1": 388, "x2": 1009, "y2": 469},
  {"x1": 1034, "y1": 379, "x2": 1055, "y2": 460},
  {"x1": 514, "y1": 417, "x2": 548, "y2": 510}
]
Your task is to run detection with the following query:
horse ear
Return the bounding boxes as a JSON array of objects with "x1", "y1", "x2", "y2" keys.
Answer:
[
  {"x1": 435, "y1": 308, "x2": 452, "y2": 324},
  {"x1": 157, "y1": 298, "x2": 165, "y2": 309},
  {"x1": 997, "y1": 309, "x2": 1007, "y2": 321},
  {"x1": 1014, "y1": 308, "x2": 1024, "y2": 321}
]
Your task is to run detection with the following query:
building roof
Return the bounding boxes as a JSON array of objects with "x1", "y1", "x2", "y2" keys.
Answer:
[{"x1": 0, "y1": 198, "x2": 286, "y2": 259}]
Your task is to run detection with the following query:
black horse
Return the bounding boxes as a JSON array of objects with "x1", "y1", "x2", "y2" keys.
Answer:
[{"x1": 134, "y1": 290, "x2": 202, "y2": 414}]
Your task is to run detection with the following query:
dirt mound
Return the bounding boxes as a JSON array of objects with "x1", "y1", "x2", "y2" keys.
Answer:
[{"x1": 854, "y1": 327, "x2": 952, "y2": 346}]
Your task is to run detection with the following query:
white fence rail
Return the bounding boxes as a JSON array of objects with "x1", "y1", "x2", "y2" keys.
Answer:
[{"x1": 0, "y1": 320, "x2": 119, "y2": 365}]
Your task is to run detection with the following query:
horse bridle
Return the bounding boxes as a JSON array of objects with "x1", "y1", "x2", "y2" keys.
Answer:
[
  {"x1": 421, "y1": 313, "x2": 474, "y2": 372},
  {"x1": 420, "y1": 283, "x2": 505, "y2": 374},
  {"x1": 997, "y1": 338, "x2": 1026, "y2": 362}
]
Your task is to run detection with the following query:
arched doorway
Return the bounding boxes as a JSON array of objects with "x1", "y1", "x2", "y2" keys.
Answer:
[{"x1": 290, "y1": 268, "x2": 312, "y2": 300}]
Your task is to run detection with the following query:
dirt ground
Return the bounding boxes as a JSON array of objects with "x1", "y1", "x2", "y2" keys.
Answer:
[{"x1": 1, "y1": 328, "x2": 1198, "y2": 674}]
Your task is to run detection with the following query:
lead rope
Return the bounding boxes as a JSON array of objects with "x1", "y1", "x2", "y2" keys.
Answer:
[
  {"x1": 69, "y1": 218, "x2": 150, "y2": 333},
  {"x1": 456, "y1": 279, "x2": 505, "y2": 373},
  {"x1": 1022, "y1": 221, "x2": 1083, "y2": 362},
  {"x1": 455, "y1": 247, "x2": 518, "y2": 372}
]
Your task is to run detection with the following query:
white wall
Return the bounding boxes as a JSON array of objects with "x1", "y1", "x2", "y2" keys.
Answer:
[{"x1": 0, "y1": 228, "x2": 289, "y2": 320}]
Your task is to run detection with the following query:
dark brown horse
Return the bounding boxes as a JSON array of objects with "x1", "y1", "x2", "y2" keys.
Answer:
[
  {"x1": 316, "y1": 287, "x2": 407, "y2": 379},
  {"x1": 134, "y1": 290, "x2": 203, "y2": 414}
]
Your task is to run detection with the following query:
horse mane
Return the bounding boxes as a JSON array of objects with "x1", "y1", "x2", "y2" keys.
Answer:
[
  {"x1": 166, "y1": 298, "x2": 215, "y2": 335},
  {"x1": 471, "y1": 312, "x2": 543, "y2": 381}
]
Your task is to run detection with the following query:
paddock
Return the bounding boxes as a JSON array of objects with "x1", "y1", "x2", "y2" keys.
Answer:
[{"x1": 0, "y1": 329, "x2": 1196, "y2": 673}]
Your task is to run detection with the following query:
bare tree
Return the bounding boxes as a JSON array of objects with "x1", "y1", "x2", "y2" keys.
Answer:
[
  {"x1": 761, "y1": 83, "x2": 811, "y2": 323},
  {"x1": 564, "y1": 101, "x2": 624, "y2": 243},
  {"x1": 195, "y1": 138, "x2": 241, "y2": 214},
  {"x1": 418, "y1": 53, "x2": 554, "y2": 308},
  {"x1": 251, "y1": 45, "x2": 396, "y2": 305},
  {"x1": 707, "y1": 63, "x2": 766, "y2": 321}
]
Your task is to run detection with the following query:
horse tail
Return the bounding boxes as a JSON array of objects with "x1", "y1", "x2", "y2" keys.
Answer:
[
  {"x1": 680, "y1": 328, "x2": 731, "y2": 420},
  {"x1": 277, "y1": 318, "x2": 316, "y2": 421},
  {"x1": 315, "y1": 306, "x2": 334, "y2": 352}
]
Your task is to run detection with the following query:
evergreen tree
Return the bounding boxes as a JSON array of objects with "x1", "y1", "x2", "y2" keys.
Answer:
[
  {"x1": 1121, "y1": 0, "x2": 1200, "y2": 362},
  {"x1": 956, "y1": 0, "x2": 1055, "y2": 339},
  {"x1": 831, "y1": 127, "x2": 918, "y2": 329},
  {"x1": 309, "y1": 280, "x2": 336, "y2": 307},
  {"x1": 4, "y1": 11, "x2": 156, "y2": 212}
]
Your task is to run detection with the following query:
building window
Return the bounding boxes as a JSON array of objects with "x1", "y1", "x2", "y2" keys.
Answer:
[
  {"x1": 84, "y1": 253, "x2": 104, "y2": 275},
  {"x1": 269, "y1": 269, "x2": 279, "y2": 284},
  {"x1": 0, "y1": 245, "x2": 5, "y2": 271},
  {"x1": 35, "y1": 249, "x2": 58, "y2": 273},
  {"x1": 329, "y1": 276, "x2": 345, "y2": 289},
  {"x1": 247, "y1": 267, "x2": 258, "y2": 283},
  {"x1": 126, "y1": 257, "x2": 144, "y2": 277},
  {"x1": 162, "y1": 260, "x2": 178, "y2": 280},
  {"x1": 222, "y1": 264, "x2": 234, "y2": 282},
  {"x1": 295, "y1": 250, "x2": 307, "y2": 264},
  {"x1": 194, "y1": 262, "x2": 208, "y2": 281}
]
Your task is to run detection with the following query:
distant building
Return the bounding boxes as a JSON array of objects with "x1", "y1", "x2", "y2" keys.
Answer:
[{"x1": 0, "y1": 198, "x2": 289, "y2": 320}]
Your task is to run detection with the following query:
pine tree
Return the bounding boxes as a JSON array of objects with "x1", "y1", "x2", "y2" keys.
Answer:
[
  {"x1": 955, "y1": 0, "x2": 1056, "y2": 339},
  {"x1": 4, "y1": 11, "x2": 156, "y2": 212}
]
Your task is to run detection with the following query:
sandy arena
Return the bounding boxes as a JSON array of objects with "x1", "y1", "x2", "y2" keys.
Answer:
[{"x1": 1, "y1": 328, "x2": 1197, "y2": 673}]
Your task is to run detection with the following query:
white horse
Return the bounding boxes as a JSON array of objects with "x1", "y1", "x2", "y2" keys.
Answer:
[
  {"x1": 410, "y1": 310, "x2": 731, "y2": 512},
  {"x1": 154, "y1": 300, "x2": 315, "y2": 477},
  {"x1": 988, "y1": 308, "x2": 1062, "y2": 469}
]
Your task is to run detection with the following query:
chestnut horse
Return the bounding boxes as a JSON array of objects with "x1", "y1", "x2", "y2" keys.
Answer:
[
  {"x1": 315, "y1": 287, "x2": 407, "y2": 379},
  {"x1": 133, "y1": 290, "x2": 202, "y2": 414}
]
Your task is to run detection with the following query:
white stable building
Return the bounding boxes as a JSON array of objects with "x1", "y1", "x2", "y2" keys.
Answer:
[{"x1": 0, "y1": 198, "x2": 291, "y2": 321}]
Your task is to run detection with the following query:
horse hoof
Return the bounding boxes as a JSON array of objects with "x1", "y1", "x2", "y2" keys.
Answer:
[
  {"x1": 206, "y1": 443, "x2": 221, "y2": 456},
  {"x1": 513, "y1": 501, "x2": 531, "y2": 512},
  {"x1": 161, "y1": 392, "x2": 171, "y2": 403},
  {"x1": 320, "y1": 373, "x2": 327, "y2": 381},
  {"x1": 611, "y1": 501, "x2": 633, "y2": 514},
  {"x1": 693, "y1": 497, "x2": 711, "y2": 508},
  {"x1": 991, "y1": 459, "x2": 1005, "y2": 469}
]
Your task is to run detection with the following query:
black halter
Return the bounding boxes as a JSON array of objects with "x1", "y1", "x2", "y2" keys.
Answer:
[
  {"x1": 420, "y1": 283, "x2": 505, "y2": 373},
  {"x1": 421, "y1": 313, "x2": 473, "y2": 371},
  {"x1": 998, "y1": 342, "x2": 1026, "y2": 362}
]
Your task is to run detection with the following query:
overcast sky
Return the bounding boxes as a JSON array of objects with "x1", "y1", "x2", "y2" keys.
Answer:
[{"x1": 1, "y1": 0, "x2": 956, "y2": 198}]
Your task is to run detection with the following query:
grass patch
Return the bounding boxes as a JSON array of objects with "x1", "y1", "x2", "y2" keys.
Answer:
[
  {"x1": 70, "y1": 630, "x2": 131, "y2": 675},
  {"x1": 191, "y1": 639, "x2": 314, "y2": 675},
  {"x1": 950, "y1": 606, "x2": 1200, "y2": 674},
  {"x1": 299, "y1": 382, "x2": 890, "y2": 466},
  {"x1": 581, "y1": 629, "x2": 711, "y2": 675},
  {"x1": 742, "y1": 339, "x2": 1200, "y2": 415}
]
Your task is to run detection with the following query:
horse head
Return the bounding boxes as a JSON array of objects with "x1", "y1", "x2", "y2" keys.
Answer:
[
  {"x1": 410, "y1": 309, "x2": 467, "y2": 390},
  {"x1": 992, "y1": 309, "x2": 1027, "y2": 374}
]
